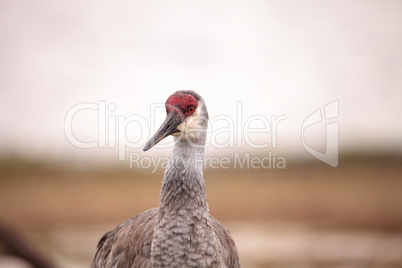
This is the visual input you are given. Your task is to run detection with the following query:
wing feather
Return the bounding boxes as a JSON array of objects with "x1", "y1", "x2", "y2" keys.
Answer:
[
  {"x1": 211, "y1": 216, "x2": 241, "y2": 268},
  {"x1": 91, "y1": 208, "x2": 158, "y2": 268}
]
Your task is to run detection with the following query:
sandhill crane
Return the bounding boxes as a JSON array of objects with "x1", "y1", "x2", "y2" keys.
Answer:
[{"x1": 91, "y1": 90, "x2": 240, "y2": 268}]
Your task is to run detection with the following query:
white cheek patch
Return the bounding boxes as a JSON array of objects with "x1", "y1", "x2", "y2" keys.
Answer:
[
  {"x1": 176, "y1": 122, "x2": 185, "y2": 133},
  {"x1": 176, "y1": 102, "x2": 205, "y2": 139}
]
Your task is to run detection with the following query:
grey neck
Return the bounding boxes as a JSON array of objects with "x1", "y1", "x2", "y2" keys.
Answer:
[
  {"x1": 158, "y1": 136, "x2": 208, "y2": 220},
  {"x1": 150, "y1": 103, "x2": 225, "y2": 267}
]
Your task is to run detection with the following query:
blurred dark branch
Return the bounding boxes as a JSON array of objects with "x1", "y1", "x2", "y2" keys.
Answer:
[{"x1": 0, "y1": 220, "x2": 55, "y2": 268}]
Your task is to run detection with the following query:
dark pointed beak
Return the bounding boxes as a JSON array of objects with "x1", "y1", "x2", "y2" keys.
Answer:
[{"x1": 143, "y1": 111, "x2": 182, "y2": 151}]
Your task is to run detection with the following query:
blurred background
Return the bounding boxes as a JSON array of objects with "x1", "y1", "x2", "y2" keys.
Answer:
[{"x1": 1, "y1": 1, "x2": 402, "y2": 267}]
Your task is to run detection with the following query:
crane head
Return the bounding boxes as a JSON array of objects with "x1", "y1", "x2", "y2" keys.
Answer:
[{"x1": 143, "y1": 90, "x2": 208, "y2": 151}]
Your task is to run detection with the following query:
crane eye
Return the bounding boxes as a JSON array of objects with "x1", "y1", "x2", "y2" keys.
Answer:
[{"x1": 187, "y1": 106, "x2": 195, "y2": 113}]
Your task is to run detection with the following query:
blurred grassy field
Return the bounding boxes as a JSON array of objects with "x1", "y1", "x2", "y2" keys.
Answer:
[
  {"x1": 0, "y1": 154, "x2": 402, "y2": 267},
  {"x1": 1, "y1": 154, "x2": 401, "y2": 230}
]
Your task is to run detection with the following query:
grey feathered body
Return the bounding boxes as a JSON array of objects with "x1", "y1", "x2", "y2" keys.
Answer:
[
  {"x1": 91, "y1": 92, "x2": 240, "y2": 268},
  {"x1": 91, "y1": 208, "x2": 239, "y2": 268}
]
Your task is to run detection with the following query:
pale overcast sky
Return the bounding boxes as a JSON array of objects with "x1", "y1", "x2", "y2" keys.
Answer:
[{"x1": 1, "y1": 1, "x2": 401, "y2": 164}]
